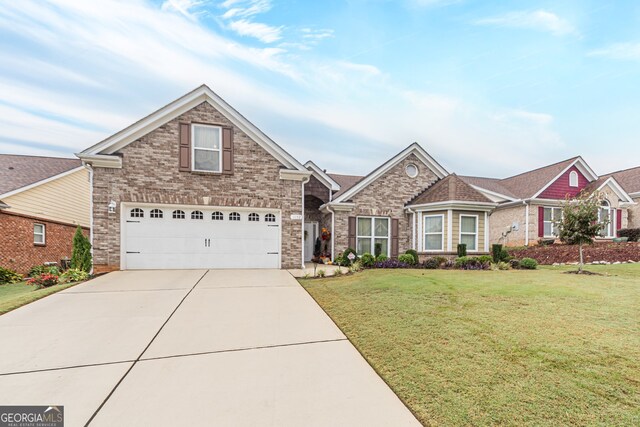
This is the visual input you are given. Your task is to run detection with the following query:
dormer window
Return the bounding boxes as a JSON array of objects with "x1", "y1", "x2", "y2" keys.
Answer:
[
  {"x1": 569, "y1": 171, "x2": 578, "y2": 187},
  {"x1": 192, "y1": 124, "x2": 222, "y2": 173}
]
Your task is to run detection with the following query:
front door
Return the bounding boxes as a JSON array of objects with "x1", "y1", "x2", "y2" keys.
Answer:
[{"x1": 304, "y1": 222, "x2": 318, "y2": 262}]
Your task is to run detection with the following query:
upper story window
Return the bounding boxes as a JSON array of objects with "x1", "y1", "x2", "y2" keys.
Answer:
[
  {"x1": 130, "y1": 208, "x2": 144, "y2": 218},
  {"x1": 173, "y1": 210, "x2": 185, "y2": 219},
  {"x1": 569, "y1": 171, "x2": 579, "y2": 187},
  {"x1": 543, "y1": 207, "x2": 562, "y2": 237},
  {"x1": 192, "y1": 124, "x2": 222, "y2": 173},
  {"x1": 34, "y1": 223, "x2": 45, "y2": 245},
  {"x1": 265, "y1": 213, "x2": 276, "y2": 223},
  {"x1": 191, "y1": 211, "x2": 204, "y2": 220},
  {"x1": 356, "y1": 217, "x2": 389, "y2": 256},
  {"x1": 212, "y1": 211, "x2": 224, "y2": 221},
  {"x1": 150, "y1": 209, "x2": 163, "y2": 219}
]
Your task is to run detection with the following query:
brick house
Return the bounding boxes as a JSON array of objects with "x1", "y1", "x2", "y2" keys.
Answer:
[
  {"x1": 77, "y1": 85, "x2": 639, "y2": 271},
  {"x1": 0, "y1": 155, "x2": 90, "y2": 273}
]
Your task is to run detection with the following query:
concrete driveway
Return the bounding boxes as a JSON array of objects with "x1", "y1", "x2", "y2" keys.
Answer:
[{"x1": 0, "y1": 270, "x2": 419, "y2": 427}]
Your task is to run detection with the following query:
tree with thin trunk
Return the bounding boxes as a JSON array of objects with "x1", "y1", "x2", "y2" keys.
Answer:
[{"x1": 556, "y1": 191, "x2": 608, "y2": 273}]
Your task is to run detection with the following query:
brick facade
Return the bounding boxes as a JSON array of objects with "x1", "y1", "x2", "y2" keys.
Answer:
[
  {"x1": 91, "y1": 101, "x2": 303, "y2": 272},
  {"x1": 333, "y1": 154, "x2": 439, "y2": 255},
  {"x1": 0, "y1": 211, "x2": 88, "y2": 274}
]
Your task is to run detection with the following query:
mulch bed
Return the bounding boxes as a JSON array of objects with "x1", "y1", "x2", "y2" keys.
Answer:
[{"x1": 508, "y1": 242, "x2": 640, "y2": 265}]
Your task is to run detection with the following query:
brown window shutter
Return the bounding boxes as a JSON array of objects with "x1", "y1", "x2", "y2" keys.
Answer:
[
  {"x1": 391, "y1": 218, "x2": 399, "y2": 258},
  {"x1": 179, "y1": 123, "x2": 191, "y2": 172},
  {"x1": 348, "y1": 216, "x2": 356, "y2": 249},
  {"x1": 222, "y1": 127, "x2": 234, "y2": 174}
]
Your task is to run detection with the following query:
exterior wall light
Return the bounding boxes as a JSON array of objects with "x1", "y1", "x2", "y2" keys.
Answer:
[{"x1": 108, "y1": 200, "x2": 117, "y2": 214}]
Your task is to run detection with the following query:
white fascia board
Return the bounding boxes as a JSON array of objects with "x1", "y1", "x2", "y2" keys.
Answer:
[
  {"x1": 0, "y1": 166, "x2": 86, "y2": 199},
  {"x1": 468, "y1": 184, "x2": 515, "y2": 202},
  {"x1": 80, "y1": 85, "x2": 306, "y2": 172},
  {"x1": 532, "y1": 157, "x2": 598, "y2": 199},
  {"x1": 407, "y1": 200, "x2": 497, "y2": 211},
  {"x1": 331, "y1": 143, "x2": 448, "y2": 204},
  {"x1": 320, "y1": 202, "x2": 355, "y2": 213},
  {"x1": 76, "y1": 154, "x2": 122, "y2": 169},
  {"x1": 279, "y1": 169, "x2": 312, "y2": 181},
  {"x1": 597, "y1": 177, "x2": 634, "y2": 203},
  {"x1": 304, "y1": 161, "x2": 341, "y2": 191}
]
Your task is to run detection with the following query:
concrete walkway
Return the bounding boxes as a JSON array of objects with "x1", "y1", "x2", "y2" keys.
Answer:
[{"x1": 0, "y1": 270, "x2": 419, "y2": 427}]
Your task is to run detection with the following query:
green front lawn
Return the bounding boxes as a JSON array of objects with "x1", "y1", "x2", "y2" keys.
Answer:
[
  {"x1": 301, "y1": 265, "x2": 640, "y2": 426},
  {"x1": 0, "y1": 281, "x2": 78, "y2": 315}
]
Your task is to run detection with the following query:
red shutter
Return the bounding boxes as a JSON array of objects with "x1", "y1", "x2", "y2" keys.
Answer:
[
  {"x1": 222, "y1": 127, "x2": 233, "y2": 175},
  {"x1": 347, "y1": 217, "x2": 356, "y2": 249},
  {"x1": 179, "y1": 123, "x2": 191, "y2": 172},
  {"x1": 616, "y1": 209, "x2": 622, "y2": 231},
  {"x1": 391, "y1": 218, "x2": 399, "y2": 258},
  {"x1": 538, "y1": 207, "x2": 544, "y2": 238}
]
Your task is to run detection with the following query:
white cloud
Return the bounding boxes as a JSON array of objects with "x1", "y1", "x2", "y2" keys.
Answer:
[
  {"x1": 221, "y1": 0, "x2": 272, "y2": 19},
  {"x1": 161, "y1": 0, "x2": 207, "y2": 19},
  {"x1": 588, "y1": 42, "x2": 640, "y2": 60},
  {"x1": 227, "y1": 19, "x2": 283, "y2": 43},
  {"x1": 476, "y1": 10, "x2": 578, "y2": 37}
]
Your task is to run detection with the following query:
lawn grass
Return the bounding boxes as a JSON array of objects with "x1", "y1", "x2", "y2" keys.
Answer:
[
  {"x1": 301, "y1": 264, "x2": 640, "y2": 426},
  {"x1": 0, "y1": 281, "x2": 78, "y2": 315}
]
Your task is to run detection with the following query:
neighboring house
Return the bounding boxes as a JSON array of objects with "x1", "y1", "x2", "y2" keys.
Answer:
[
  {"x1": 460, "y1": 157, "x2": 635, "y2": 246},
  {"x1": 0, "y1": 155, "x2": 90, "y2": 273},
  {"x1": 598, "y1": 166, "x2": 640, "y2": 229},
  {"x1": 77, "y1": 85, "x2": 639, "y2": 271}
]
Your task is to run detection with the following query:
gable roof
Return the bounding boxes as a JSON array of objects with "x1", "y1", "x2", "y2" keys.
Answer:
[
  {"x1": 0, "y1": 154, "x2": 82, "y2": 197},
  {"x1": 600, "y1": 166, "x2": 640, "y2": 196},
  {"x1": 330, "y1": 143, "x2": 448, "y2": 204},
  {"x1": 327, "y1": 173, "x2": 364, "y2": 198},
  {"x1": 460, "y1": 156, "x2": 597, "y2": 200},
  {"x1": 583, "y1": 176, "x2": 634, "y2": 203},
  {"x1": 304, "y1": 161, "x2": 341, "y2": 191},
  {"x1": 407, "y1": 174, "x2": 494, "y2": 206},
  {"x1": 78, "y1": 84, "x2": 306, "y2": 171}
]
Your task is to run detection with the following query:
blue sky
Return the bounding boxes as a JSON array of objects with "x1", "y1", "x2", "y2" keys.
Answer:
[{"x1": 0, "y1": 0, "x2": 639, "y2": 177}]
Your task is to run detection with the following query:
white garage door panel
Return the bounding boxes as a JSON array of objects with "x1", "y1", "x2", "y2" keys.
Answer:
[{"x1": 123, "y1": 206, "x2": 281, "y2": 270}]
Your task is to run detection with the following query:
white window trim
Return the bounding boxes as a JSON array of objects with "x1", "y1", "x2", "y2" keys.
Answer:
[
  {"x1": 34, "y1": 223, "x2": 46, "y2": 245},
  {"x1": 543, "y1": 207, "x2": 562, "y2": 238},
  {"x1": 569, "y1": 170, "x2": 579, "y2": 187},
  {"x1": 191, "y1": 124, "x2": 222, "y2": 173},
  {"x1": 459, "y1": 214, "x2": 479, "y2": 252},
  {"x1": 598, "y1": 201, "x2": 614, "y2": 238},
  {"x1": 356, "y1": 216, "x2": 390, "y2": 256},
  {"x1": 423, "y1": 214, "x2": 444, "y2": 252}
]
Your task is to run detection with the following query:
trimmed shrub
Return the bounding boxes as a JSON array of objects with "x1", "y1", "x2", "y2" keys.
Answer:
[
  {"x1": 360, "y1": 253, "x2": 375, "y2": 268},
  {"x1": 491, "y1": 261, "x2": 511, "y2": 270},
  {"x1": 374, "y1": 259, "x2": 410, "y2": 269},
  {"x1": 59, "y1": 268, "x2": 89, "y2": 283},
  {"x1": 457, "y1": 243, "x2": 467, "y2": 257},
  {"x1": 618, "y1": 228, "x2": 640, "y2": 242},
  {"x1": 343, "y1": 248, "x2": 358, "y2": 265},
  {"x1": 398, "y1": 254, "x2": 415, "y2": 264},
  {"x1": 376, "y1": 254, "x2": 388, "y2": 263},
  {"x1": 71, "y1": 226, "x2": 92, "y2": 272},
  {"x1": 455, "y1": 256, "x2": 490, "y2": 270},
  {"x1": 0, "y1": 267, "x2": 22, "y2": 285},
  {"x1": 537, "y1": 238, "x2": 556, "y2": 246},
  {"x1": 423, "y1": 257, "x2": 440, "y2": 269},
  {"x1": 434, "y1": 256, "x2": 448, "y2": 265},
  {"x1": 404, "y1": 249, "x2": 419, "y2": 265},
  {"x1": 477, "y1": 255, "x2": 493, "y2": 264},
  {"x1": 27, "y1": 274, "x2": 59, "y2": 288},
  {"x1": 492, "y1": 244, "x2": 510, "y2": 262},
  {"x1": 374, "y1": 242, "x2": 383, "y2": 258},
  {"x1": 519, "y1": 258, "x2": 538, "y2": 270}
]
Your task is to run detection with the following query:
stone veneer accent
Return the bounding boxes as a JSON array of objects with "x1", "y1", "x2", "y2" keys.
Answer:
[
  {"x1": 92, "y1": 102, "x2": 303, "y2": 272},
  {"x1": 333, "y1": 154, "x2": 439, "y2": 255}
]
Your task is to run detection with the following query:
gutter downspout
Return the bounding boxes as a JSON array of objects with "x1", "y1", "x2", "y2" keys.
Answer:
[
  {"x1": 83, "y1": 161, "x2": 94, "y2": 275},
  {"x1": 326, "y1": 204, "x2": 336, "y2": 262},
  {"x1": 406, "y1": 207, "x2": 416, "y2": 250},
  {"x1": 301, "y1": 176, "x2": 310, "y2": 268},
  {"x1": 524, "y1": 201, "x2": 530, "y2": 246}
]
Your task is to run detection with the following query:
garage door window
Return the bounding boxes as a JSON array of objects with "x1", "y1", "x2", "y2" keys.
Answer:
[
  {"x1": 212, "y1": 211, "x2": 223, "y2": 220},
  {"x1": 173, "y1": 210, "x2": 185, "y2": 219},
  {"x1": 191, "y1": 211, "x2": 204, "y2": 220},
  {"x1": 192, "y1": 124, "x2": 222, "y2": 173},
  {"x1": 248, "y1": 213, "x2": 259, "y2": 222},
  {"x1": 150, "y1": 209, "x2": 163, "y2": 219},
  {"x1": 265, "y1": 213, "x2": 276, "y2": 223},
  {"x1": 130, "y1": 208, "x2": 144, "y2": 218},
  {"x1": 229, "y1": 212, "x2": 241, "y2": 221}
]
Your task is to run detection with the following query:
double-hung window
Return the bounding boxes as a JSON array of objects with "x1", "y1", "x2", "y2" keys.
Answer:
[
  {"x1": 423, "y1": 215, "x2": 444, "y2": 251},
  {"x1": 598, "y1": 201, "x2": 613, "y2": 238},
  {"x1": 356, "y1": 217, "x2": 389, "y2": 256},
  {"x1": 192, "y1": 124, "x2": 222, "y2": 172},
  {"x1": 34, "y1": 223, "x2": 45, "y2": 245},
  {"x1": 459, "y1": 215, "x2": 478, "y2": 251},
  {"x1": 543, "y1": 207, "x2": 562, "y2": 237}
]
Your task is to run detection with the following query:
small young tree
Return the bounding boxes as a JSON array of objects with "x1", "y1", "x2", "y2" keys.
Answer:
[
  {"x1": 71, "y1": 226, "x2": 92, "y2": 273},
  {"x1": 556, "y1": 191, "x2": 608, "y2": 273}
]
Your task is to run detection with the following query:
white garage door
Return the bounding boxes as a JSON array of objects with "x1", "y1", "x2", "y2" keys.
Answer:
[{"x1": 123, "y1": 205, "x2": 281, "y2": 269}]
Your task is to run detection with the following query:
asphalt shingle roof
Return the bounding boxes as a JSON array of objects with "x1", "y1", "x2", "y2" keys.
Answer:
[
  {"x1": 327, "y1": 173, "x2": 364, "y2": 198},
  {"x1": 0, "y1": 154, "x2": 82, "y2": 196},
  {"x1": 407, "y1": 174, "x2": 493, "y2": 206}
]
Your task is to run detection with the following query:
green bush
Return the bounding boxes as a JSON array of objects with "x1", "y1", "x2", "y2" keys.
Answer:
[
  {"x1": 519, "y1": 258, "x2": 538, "y2": 270},
  {"x1": 341, "y1": 248, "x2": 358, "y2": 266},
  {"x1": 317, "y1": 269, "x2": 326, "y2": 278},
  {"x1": 455, "y1": 256, "x2": 490, "y2": 270},
  {"x1": 423, "y1": 257, "x2": 440, "y2": 269},
  {"x1": 0, "y1": 266, "x2": 22, "y2": 285},
  {"x1": 27, "y1": 265, "x2": 46, "y2": 278},
  {"x1": 492, "y1": 244, "x2": 511, "y2": 262},
  {"x1": 360, "y1": 253, "x2": 375, "y2": 268},
  {"x1": 434, "y1": 256, "x2": 447, "y2": 265},
  {"x1": 491, "y1": 261, "x2": 511, "y2": 271},
  {"x1": 618, "y1": 228, "x2": 640, "y2": 242},
  {"x1": 71, "y1": 226, "x2": 92, "y2": 272},
  {"x1": 374, "y1": 243, "x2": 383, "y2": 258},
  {"x1": 398, "y1": 254, "x2": 415, "y2": 264},
  {"x1": 477, "y1": 255, "x2": 493, "y2": 264},
  {"x1": 60, "y1": 268, "x2": 89, "y2": 283},
  {"x1": 27, "y1": 274, "x2": 59, "y2": 288},
  {"x1": 404, "y1": 249, "x2": 419, "y2": 265},
  {"x1": 376, "y1": 254, "x2": 388, "y2": 262},
  {"x1": 457, "y1": 243, "x2": 467, "y2": 257}
]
